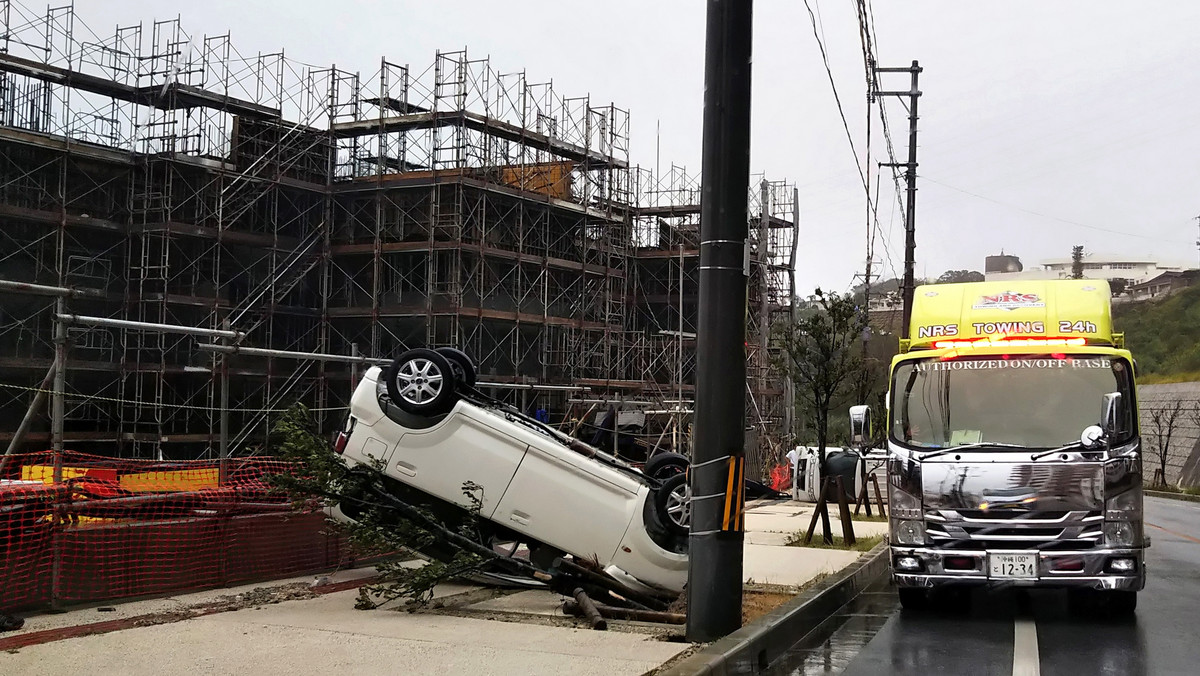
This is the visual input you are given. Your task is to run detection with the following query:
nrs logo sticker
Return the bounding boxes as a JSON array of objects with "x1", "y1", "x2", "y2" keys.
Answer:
[
  {"x1": 917, "y1": 324, "x2": 958, "y2": 338},
  {"x1": 972, "y1": 292, "x2": 1045, "y2": 311}
]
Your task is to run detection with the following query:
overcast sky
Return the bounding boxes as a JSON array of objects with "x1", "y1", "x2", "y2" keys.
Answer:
[{"x1": 87, "y1": 0, "x2": 1200, "y2": 295}]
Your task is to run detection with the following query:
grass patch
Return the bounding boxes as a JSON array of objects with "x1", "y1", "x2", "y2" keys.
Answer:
[
  {"x1": 786, "y1": 533, "x2": 884, "y2": 552},
  {"x1": 1154, "y1": 484, "x2": 1200, "y2": 496},
  {"x1": 1135, "y1": 371, "x2": 1200, "y2": 385},
  {"x1": 851, "y1": 513, "x2": 888, "y2": 523}
]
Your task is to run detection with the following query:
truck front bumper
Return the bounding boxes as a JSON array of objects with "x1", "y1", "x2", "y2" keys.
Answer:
[{"x1": 890, "y1": 546, "x2": 1146, "y2": 591}]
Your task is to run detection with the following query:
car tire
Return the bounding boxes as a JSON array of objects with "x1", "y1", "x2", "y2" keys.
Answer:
[
  {"x1": 654, "y1": 473, "x2": 691, "y2": 537},
  {"x1": 435, "y1": 347, "x2": 477, "y2": 390},
  {"x1": 385, "y1": 348, "x2": 458, "y2": 416},
  {"x1": 643, "y1": 452, "x2": 688, "y2": 481}
]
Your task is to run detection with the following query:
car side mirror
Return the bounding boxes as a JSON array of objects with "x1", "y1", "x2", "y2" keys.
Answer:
[
  {"x1": 849, "y1": 405, "x2": 872, "y2": 450},
  {"x1": 1101, "y1": 392, "x2": 1122, "y2": 437}
]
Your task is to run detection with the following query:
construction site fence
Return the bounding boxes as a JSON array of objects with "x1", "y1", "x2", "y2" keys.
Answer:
[{"x1": 0, "y1": 451, "x2": 355, "y2": 613}]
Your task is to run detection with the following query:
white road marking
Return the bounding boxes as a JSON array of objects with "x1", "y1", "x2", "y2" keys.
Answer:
[{"x1": 1012, "y1": 617, "x2": 1040, "y2": 676}]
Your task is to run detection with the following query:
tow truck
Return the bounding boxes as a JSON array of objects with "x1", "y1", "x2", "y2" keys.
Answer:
[{"x1": 851, "y1": 279, "x2": 1146, "y2": 614}]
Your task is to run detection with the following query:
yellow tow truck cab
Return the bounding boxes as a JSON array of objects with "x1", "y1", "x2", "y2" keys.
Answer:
[{"x1": 878, "y1": 279, "x2": 1145, "y2": 614}]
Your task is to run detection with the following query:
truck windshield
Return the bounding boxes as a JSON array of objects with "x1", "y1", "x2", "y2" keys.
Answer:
[{"x1": 890, "y1": 354, "x2": 1134, "y2": 450}]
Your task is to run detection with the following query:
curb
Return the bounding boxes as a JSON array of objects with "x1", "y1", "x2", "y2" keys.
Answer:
[
  {"x1": 658, "y1": 543, "x2": 890, "y2": 676},
  {"x1": 1146, "y1": 490, "x2": 1200, "y2": 504}
]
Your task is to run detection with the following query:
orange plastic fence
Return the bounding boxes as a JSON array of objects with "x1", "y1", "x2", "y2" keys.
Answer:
[{"x1": 0, "y1": 451, "x2": 352, "y2": 613}]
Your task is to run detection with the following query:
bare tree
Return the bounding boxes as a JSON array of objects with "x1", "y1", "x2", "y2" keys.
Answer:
[
  {"x1": 774, "y1": 289, "x2": 866, "y2": 468},
  {"x1": 1146, "y1": 400, "x2": 1183, "y2": 487}
]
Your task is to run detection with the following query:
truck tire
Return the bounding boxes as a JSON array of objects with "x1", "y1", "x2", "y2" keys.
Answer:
[
  {"x1": 385, "y1": 348, "x2": 458, "y2": 416},
  {"x1": 1105, "y1": 590, "x2": 1137, "y2": 615},
  {"x1": 654, "y1": 473, "x2": 691, "y2": 537},
  {"x1": 897, "y1": 587, "x2": 928, "y2": 611},
  {"x1": 435, "y1": 347, "x2": 477, "y2": 390},
  {"x1": 643, "y1": 452, "x2": 688, "y2": 481}
]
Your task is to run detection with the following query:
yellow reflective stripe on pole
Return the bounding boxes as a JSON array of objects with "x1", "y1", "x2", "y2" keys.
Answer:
[{"x1": 721, "y1": 456, "x2": 745, "y2": 532}]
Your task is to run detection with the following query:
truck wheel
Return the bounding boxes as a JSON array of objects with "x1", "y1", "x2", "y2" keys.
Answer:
[
  {"x1": 435, "y1": 347, "x2": 477, "y2": 390},
  {"x1": 1105, "y1": 590, "x2": 1137, "y2": 615},
  {"x1": 897, "y1": 587, "x2": 928, "y2": 611},
  {"x1": 654, "y1": 473, "x2": 691, "y2": 537},
  {"x1": 643, "y1": 452, "x2": 688, "y2": 481},
  {"x1": 385, "y1": 349, "x2": 457, "y2": 416}
]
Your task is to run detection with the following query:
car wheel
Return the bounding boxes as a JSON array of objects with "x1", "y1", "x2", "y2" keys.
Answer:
[
  {"x1": 435, "y1": 347, "x2": 477, "y2": 390},
  {"x1": 654, "y1": 473, "x2": 691, "y2": 537},
  {"x1": 385, "y1": 348, "x2": 458, "y2": 416},
  {"x1": 643, "y1": 452, "x2": 688, "y2": 481}
]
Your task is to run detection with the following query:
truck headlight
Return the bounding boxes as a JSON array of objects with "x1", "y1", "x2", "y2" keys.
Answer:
[
  {"x1": 1103, "y1": 520, "x2": 1141, "y2": 547},
  {"x1": 889, "y1": 485, "x2": 922, "y2": 520},
  {"x1": 1105, "y1": 487, "x2": 1142, "y2": 520},
  {"x1": 893, "y1": 519, "x2": 927, "y2": 546}
]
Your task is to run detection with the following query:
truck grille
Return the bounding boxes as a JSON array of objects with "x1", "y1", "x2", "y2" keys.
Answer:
[{"x1": 926, "y1": 509, "x2": 1102, "y2": 551}]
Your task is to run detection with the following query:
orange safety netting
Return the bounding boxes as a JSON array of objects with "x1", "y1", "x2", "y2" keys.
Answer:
[
  {"x1": 769, "y1": 462, "x2": 792, "y2": 492},
  {"x1": 0, "y1": 451, "x2": 353, "y2": 613}
]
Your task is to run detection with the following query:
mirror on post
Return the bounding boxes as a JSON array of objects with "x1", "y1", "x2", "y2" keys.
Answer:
[
  {"x1": 849, "y1": 405, "x2": 872, "y2": 452},
  {"x1": 1101, "y1": 392, "x2": 1123, "y2": 437}
]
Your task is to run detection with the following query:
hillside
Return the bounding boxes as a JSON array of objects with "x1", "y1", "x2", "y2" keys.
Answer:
[{"x1": 1113, "y1": 284, "x2": 1200, "y2": 381}]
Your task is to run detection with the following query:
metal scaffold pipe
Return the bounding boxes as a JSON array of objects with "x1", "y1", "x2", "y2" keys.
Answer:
[
  {"x1": 0, "y1": 278, "x2": 106, "y2": 298},
  {"x1": 198, "y1": 343, "x2": 390, "y2": 365},
  {"x1": 56, "y1": 314, "x2": 243, "y2": 339}
]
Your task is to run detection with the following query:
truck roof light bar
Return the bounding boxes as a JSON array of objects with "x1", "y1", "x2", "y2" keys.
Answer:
[{"x1": 932, "y1": 337, "x2": 1087, "y2": 350}]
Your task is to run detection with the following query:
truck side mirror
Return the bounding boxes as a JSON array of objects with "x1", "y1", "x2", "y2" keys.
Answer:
[
  {"x1": 849, "y1": 405, "x2": 872, "y2": 450},
  {"x1": 1101, "y1": 392, "x2": 1122, "y2": 437}
]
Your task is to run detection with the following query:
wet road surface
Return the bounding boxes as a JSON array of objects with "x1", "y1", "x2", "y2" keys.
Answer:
[{"x1": 765, "y1": 496, "x2": 1200, "y2": 675}]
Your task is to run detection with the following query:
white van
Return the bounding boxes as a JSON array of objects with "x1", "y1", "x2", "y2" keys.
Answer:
[{"x1": 327, "y1": 348, "x2": 689, "y2": 594}]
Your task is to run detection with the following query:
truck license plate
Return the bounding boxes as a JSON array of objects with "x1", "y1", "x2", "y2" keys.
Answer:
[{"x1": 989, "y1": 553, "x2": 1037, "y2": 579}]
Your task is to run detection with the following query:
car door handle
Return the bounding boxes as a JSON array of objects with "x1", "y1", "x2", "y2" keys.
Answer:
[{"x1": 509, "y1": 510, "x2": 531, "y2": 526}]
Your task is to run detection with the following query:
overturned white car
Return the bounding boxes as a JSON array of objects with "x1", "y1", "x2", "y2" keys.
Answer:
[{"x1": 328, "y1": 348, "x2": 690, "y2": 594}]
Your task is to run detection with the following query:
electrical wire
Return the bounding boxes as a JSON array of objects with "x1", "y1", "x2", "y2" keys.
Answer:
[{"x1": 803, "y1": 0, "x2": 867, "y2": 191}]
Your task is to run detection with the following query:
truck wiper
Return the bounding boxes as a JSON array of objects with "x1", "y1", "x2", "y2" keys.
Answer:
[
  {"x1": 918, "y1": 442, "x2": 1026, "y2": 461},
  {"x1": 1029, "y1": 440, "x2": 1087, "y2": 461}
]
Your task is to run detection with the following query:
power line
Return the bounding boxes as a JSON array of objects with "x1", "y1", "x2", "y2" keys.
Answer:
[
  {"x1": 803, "y1": 0, "x2": 867, "y2": 190},
  {"x1": 921, "y1": 176, "x2": 1193, "y2": 244},
  {"x1": 854, "y1": 0, "x2": 902, "y2": 285}
]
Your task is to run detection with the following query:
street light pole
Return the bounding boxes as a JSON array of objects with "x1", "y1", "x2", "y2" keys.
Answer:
[{"x1": 688, "y1": 0, "x2": 753, "y2": 643}]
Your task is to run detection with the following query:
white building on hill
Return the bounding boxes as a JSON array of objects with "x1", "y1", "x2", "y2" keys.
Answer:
[{"x1": 984, "y1": 252, "x2": 1191, "y2": 289}]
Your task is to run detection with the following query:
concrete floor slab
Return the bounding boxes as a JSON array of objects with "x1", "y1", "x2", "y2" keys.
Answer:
[
  {"x1": 7, "y1": 565, "x2": 380, "y2": 638},
  {"x1": 745, "y1": 512, "x2": 813, "y2": 532},
  {"x1": 743, "y1": 545, "x2": 864, "y2": 587},
  {"x1": 746, "y1": 531, "x2": 794, "y2": 546},
  {"x1": 2, "y1": 589, "x2": 687, "y2": 676}
]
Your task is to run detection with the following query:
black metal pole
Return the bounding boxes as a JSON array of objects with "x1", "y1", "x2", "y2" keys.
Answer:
[{"x1": 688, "y1": 0, "x2": 753, "y2": 643}]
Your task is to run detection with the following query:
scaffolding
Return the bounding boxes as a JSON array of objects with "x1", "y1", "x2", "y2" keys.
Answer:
[{"x1": 0, "y1": 1, "x2": 798, "y2": 477}]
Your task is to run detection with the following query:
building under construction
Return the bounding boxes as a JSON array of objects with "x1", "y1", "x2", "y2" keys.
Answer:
[{"x1": 0, "y1": 2, "x2": 798, "y2": 475}]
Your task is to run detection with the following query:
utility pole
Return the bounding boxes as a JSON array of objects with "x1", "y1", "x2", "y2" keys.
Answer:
[
  {"x1": 1194, "y1": 215, "x2": 1200, "y2": 269},
  {"x1": 689, "y1": 0, "x2": 753, "y2": 643},
  {"x1": 876, "y1": 61, "x2": 921, "y2": 338}
]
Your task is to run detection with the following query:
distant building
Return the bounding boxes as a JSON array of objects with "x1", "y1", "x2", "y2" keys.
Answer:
[
  {"x1": 1129, "y1": 270, "x2": 1200, "y2": 300},
  {"x1": 985, "y1": 252, "x2": 1191, "y2": 290},
  {"x1": 985, "y1": 253, "x2": 1023, "y2": 274}
]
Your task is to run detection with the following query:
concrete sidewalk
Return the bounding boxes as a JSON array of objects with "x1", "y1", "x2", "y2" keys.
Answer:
[{"x1": 0, "y1": 498, "x2": 882, "y2": 675}]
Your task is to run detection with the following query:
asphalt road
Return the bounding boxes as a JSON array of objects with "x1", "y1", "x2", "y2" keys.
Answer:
[{"x1": 766, "y1": 496, "x2": 1200, "y2": 675}]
